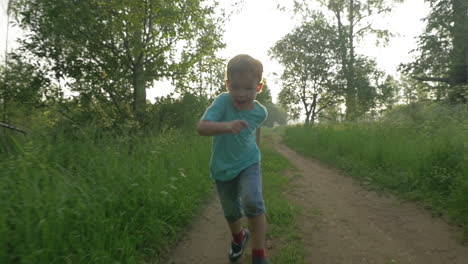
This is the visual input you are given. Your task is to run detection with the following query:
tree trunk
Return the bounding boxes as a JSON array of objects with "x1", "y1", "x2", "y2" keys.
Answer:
[
  {"x1": 310, "y1": 93, "x2": 318, "y2": 125},
  {"x1": 3, "y1": 9, "x2": 10, "y2": 123},
  {"x1": 132, "y1": 61, "x2": 146, "y2": 121},
  {"x1": 305, "y1": 111, "x2": 311, "y2": 126},
  {"x1": 462, "y1": 0, "x2": 468, "y2": 85},
  {"x1": 449, "y1": 0, "x2": 467, "y2": 103},
  {"x1": 346, "y1": 0, "x2": 357, "y2": 120}
]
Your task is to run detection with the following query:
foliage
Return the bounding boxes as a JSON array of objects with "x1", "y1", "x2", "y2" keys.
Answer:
[
  {"x1": 12, "y1": 0, "x2": 225, "y2": 121},
  {"x1": 352, "y1": 56, "x2": 400, "y2": 117},
  {"x1": 270, "y1": 12, "x2": 342, "y2": 125},
  {"x1": 320, "y1": 0, "x2": 401, "y2": 120},
  {"x1": 274, "y1": 0, "x2": 403, "y2": 122},
  {"x1": 255, "y1": 82, "x2": 287, "y2": 127},
  {"x1": 147, "y1": 92, "x2": 209, "y2": 131},
  {"x1": 0, "y1": 55, "x2": 49, "y2": 107},
  {"x1": 0, "y1": 54, "x2": 55, "y2": 127},
  {"x1": 175, "y1": 55, "x2": 227, "y2": 99},
  {"x1": 400, "y1": 0, "x2": 468, "y2": 103}
]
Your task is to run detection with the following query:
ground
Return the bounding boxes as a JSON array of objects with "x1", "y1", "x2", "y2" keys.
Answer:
[{"x1": 164, "y1": 139, "x2": 468, "y2": 264}]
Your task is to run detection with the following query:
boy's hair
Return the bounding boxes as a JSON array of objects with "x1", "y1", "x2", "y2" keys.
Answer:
[{"x1": 226, "y1": 54, "x2": 263, "y2": 84}]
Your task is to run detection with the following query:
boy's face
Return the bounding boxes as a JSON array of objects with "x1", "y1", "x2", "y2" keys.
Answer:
[{"x1": 226, "y1": 73, "x2": 263, "y2": 111}]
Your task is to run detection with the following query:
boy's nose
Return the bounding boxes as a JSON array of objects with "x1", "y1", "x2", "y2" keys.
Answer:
[{"x1": 237, "y1": 90, "x2": 248, "y2": 97}]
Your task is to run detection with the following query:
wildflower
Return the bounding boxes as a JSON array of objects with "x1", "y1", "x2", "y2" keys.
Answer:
[{"x1": 178, "y1": 168, "x2": 187, "y2": 178}]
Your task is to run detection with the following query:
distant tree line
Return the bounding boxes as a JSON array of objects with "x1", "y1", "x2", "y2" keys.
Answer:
[{"x1": 270, "y1": 0, "x2": 467, "y2": 124}]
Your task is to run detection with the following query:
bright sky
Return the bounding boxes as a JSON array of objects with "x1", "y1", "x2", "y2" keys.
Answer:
[
  {"x1": 215, "y1": 0, "x2": 430, "y2": 103},
  {"x1": 1, "y1": 0, "x2": 430, "y2": 103}
]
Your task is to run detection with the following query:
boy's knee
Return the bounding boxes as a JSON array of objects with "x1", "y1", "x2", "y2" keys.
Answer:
[{"x1": 242, "y1": 193, "x2": 265, "y2": 217}]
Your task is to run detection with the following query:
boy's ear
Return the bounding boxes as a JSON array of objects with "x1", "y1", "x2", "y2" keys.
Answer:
[
  {"x1": 257, "y1": 83, "x2": 264, "y2": 93},
  {"x1": 225, "y1": 80, "x2": 230, "y2": 92}
]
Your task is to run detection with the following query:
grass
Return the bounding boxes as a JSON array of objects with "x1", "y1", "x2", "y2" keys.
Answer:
[
  {"x1": 261, "y1": 138, "x2": 306, "y2": 264},
  {"x1": 281, "y1": 103, "x2": 468, "y2": 240},
  {"x1": 0, "y1": 125, "x2": 308, "y2": 263},
  {"x1": 0, "y1": 129, "x2": 213, "y2": 264}
]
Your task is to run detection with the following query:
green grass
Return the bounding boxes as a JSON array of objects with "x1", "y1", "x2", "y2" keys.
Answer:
[
  {"x1": 261, "y1": 142, "x2": 306, "y2": 264},
  {"x1": 282, "y1": 103, "x2": 468, "y2": 240},
  {"x1": 0, "y1": 129, "x2": 213, "y2": 263},
  {"x1": 0, "y1": 126, "x2": 308, "y2": 263}
]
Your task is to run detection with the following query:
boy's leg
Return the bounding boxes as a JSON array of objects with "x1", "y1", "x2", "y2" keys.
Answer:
[
  {"x1": 215, "y1": 177, "x2": 245, "y2": 236},
  {"x1": 247, "y1": 213, "x2": 266, "y2": 250},
  {"x1": 215, "y1": 177, "x2": 250, "y2": 262},
  {"x1": 227, "y1": 218, "x2": 243, "y2": 237},
  {"x1": 238, "y1": 163, "x2": 268, "y2": 258}
]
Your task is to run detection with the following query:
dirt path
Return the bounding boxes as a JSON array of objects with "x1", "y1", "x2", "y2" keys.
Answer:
[
  {"x1": 274, "y1": 142, "x2": 468, "y2": 264},
  {"x1": 164, "y1": 141, "x2": 468, "y2": 264},
  {"x1": 164, "y1": 192, "x2": 255, "y2": 264}
]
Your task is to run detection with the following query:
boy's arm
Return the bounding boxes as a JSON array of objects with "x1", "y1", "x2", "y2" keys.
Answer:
[{"x1": 197, "y1": 120, "x2": 248, "y2": 136}]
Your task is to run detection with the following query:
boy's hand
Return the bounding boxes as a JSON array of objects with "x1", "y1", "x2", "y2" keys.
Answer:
[{"x1": 228, "y1": 120, "x2": 248, "y2": 134}]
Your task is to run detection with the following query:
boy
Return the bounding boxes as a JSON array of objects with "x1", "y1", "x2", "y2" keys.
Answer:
[{"x1": 196, "y1": 54, "x2": 269, "y2": 264}]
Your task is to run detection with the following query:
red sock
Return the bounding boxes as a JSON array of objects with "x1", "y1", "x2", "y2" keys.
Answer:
[
  {"x1": 233, "y1": 228, "x2": 244, "y2": 244},
  {"x1": 252, "y1": 248, "x2": 267, "y2": 258}
]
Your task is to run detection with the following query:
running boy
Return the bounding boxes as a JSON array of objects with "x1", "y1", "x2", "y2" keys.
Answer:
[{"x1": 196, "y1": 54, "x2": 269, "y2": 264}]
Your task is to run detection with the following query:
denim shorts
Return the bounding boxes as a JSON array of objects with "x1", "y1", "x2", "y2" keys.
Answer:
[{"x1": 215, "y1": 163, "x2": 266, "y2": 223}]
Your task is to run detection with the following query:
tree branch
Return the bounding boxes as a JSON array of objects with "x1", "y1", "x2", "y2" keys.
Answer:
[
  {"x1": 0, "y1": 121, "x2": 27, "y2": 134},
  {"x1": 412, "y1": 76, "x2": 450, "y2": 83}
]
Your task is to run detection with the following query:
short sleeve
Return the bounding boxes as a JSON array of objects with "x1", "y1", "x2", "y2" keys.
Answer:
[{"x1": 201, "y1": 93, "x2": 227, "y2": 122}]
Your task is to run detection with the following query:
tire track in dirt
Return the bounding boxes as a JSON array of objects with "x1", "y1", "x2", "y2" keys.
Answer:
[{"x1": 274, "y1": 142, "x2": 468, "y2": 264}]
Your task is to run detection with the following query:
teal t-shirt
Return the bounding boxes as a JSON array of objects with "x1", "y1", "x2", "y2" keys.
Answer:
[{"x1": 201, "y1": 92, "x2": 268, "y2": 182}]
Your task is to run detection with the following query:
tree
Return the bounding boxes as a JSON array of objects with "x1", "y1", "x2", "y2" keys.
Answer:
[
  {"x1": 1, "y1": 54, "x2": 50, "y2": 107},
  {"x1": 375, "y1": 75, "x2": 400, "y2": 112},
  {"x1": 400, "y1": 0, "x2": 468, "y2": 103},
  {"x1": 174, "y1": 55, "x2": 226, "y2": 99},
  {"x1": 2, "y1": 0, "x2": 18, "y2": 123},
  {"x1": 270, "y1": 12, "x2": 342, "y2": 125},
  {"x1": 290, "y1": 0, "x2": 404, "y2": 120},
  {"x1": 352, "y1": 56, "x2": 400, "y2": 117},
  {"x1": 12, "y1": 0, "x2": 225, "y2": 122},
  {"x1": 255, "y1": 80, "x2": 287, "y2": 127},
  {"x1": 399, "y1": 74, "x2": 431, "y2": 104}
]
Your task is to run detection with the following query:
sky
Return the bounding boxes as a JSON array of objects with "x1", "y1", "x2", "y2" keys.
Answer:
[
  {"x1": 215, "y1": 0, "x2": 430, "y2": 103},
  {"x1": 0, "y1": 0, "x2": 430, "y2": 103}
]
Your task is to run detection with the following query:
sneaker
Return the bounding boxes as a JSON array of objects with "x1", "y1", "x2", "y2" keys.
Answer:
[
  {"x1": 252, "y1": 257, "x2": 269, "y2": 264},
  {"x1": 228, "y1": 229, "x2": 250, "y2": 262}
]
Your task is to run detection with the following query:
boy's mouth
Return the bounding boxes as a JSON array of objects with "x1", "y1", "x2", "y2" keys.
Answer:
[{"x1": 236, "y1": 100, "x2": 249, "y2": 107}]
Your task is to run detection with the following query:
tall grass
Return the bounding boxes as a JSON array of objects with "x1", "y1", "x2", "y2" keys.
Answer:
[
  {"x1": 0, "y1": 129, "x2": 212, "y2": 263},
  {"x1": 283, "y1": 103, "x2": 468, "y2": 237}
]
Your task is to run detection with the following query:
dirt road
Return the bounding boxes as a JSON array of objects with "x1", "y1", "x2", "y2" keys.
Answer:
[{"x1": 164, "y1": 142, "x2": 468, "y2": 264}]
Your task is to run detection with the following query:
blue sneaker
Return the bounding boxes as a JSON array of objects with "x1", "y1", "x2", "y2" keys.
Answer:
[{"x1": 228, "y1": 229, "x2": 250, "y2": 262}]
